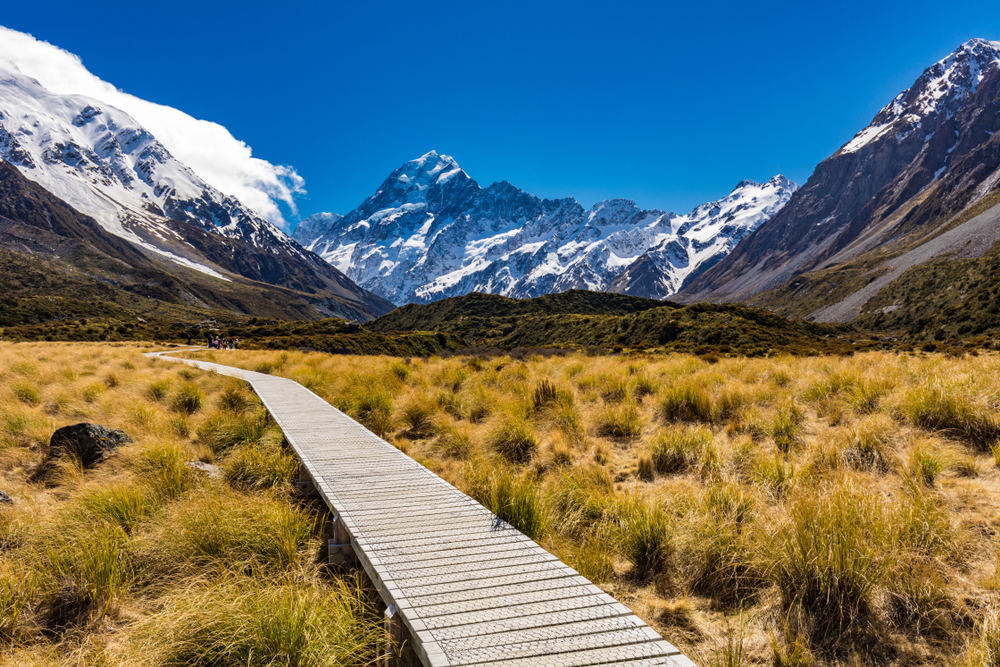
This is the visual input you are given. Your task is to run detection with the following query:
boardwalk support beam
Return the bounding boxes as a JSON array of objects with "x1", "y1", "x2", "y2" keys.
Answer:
[
  {"x1": 328, "y1": 515, "x2": 356, "y2": 565},
  {"x1": 295, "y1": 461, "x2": 317, "y2": 496},
  {"x1": 382, "y1": 604, "x2": 413, "y2": 667}
]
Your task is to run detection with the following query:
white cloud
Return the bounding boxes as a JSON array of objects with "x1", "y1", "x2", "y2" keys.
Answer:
[{"x1": 0, "y1": 26, "x2": 304, "y2": 229}]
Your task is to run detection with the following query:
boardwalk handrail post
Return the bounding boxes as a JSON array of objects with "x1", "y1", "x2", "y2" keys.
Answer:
[{"x1": 381, "y1": 604, "x2": 413, "y2": 666}]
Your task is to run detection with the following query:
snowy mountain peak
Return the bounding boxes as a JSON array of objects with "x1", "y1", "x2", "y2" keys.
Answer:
[
  {"x1": 294, "y1": 155, "x2": 797, "y2": 305},
  {"x1": 842, "y1": 38, "x2": 1000, "y2": 153}
]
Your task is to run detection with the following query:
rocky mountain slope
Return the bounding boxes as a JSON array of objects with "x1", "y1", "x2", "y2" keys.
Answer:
[
  {"x1": 0, "y1": 160, "x2": 388, "y2": 322},
  {"x1": 0, "y1": 65, "x2": 392, "y2": 320},
  {"x1": 679, "y1": 38, "x2": 1000, "y2": 330},
  {"x1": 293, "y1": 151, "x2": 795, "y2": 306}
]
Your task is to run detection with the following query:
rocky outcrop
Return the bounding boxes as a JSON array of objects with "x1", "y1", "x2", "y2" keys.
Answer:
[{"x1": 48, "y1": 423, "x2": 133, "y2": 466}]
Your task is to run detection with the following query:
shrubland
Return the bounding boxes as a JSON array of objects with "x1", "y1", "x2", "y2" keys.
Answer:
[
  {"x1": 186, "y1": 345, "x2": 1000, "y2": 666},
  {"x1": 0, "y1": 342, "x2": 380, "y2": 666}
]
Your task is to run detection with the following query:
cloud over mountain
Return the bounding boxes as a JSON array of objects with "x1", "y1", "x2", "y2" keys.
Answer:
[{"x1": 0, "y1": 25, "x2": 304, "y2": 229}]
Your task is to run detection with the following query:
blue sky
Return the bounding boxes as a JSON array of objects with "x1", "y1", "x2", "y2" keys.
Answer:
[{"x1": 4, "y1": 1, "x2": 1000, "y2": 228}]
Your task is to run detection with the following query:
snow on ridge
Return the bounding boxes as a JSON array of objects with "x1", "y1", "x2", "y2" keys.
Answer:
[
  {"x1": 294, "y1": 152, "x2": 799, "y2": 305},
  {"x1": 842, "y1": 38, "x2": 1000, "y2": 154}
]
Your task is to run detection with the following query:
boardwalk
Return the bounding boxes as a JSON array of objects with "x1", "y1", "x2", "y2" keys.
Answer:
[{"x1": 151, "y1": 351, "x2": 695, "y2": 667}]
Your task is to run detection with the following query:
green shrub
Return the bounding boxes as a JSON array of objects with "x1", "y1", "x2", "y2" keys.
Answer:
[
  {"x1": 902, "y1": 381, "x2": 1000, "y2": 449},
  {"x1": 347, "y1": 385, "x2": 394, "y2": 437},
  {"x1": 649, "y1": 426, "x2": 713, "y2": 474},
  {"x1": 219, "y1": 384, "x2": 254, "y2": 413},
  {"x1": 133, "y1": 442, "x2": 197, "y2": 500},
  {"x1": 399, "y1": 396, "x2": 435, "y2": 437},
  {"x1": 570, "y1": 534, "x2": 615, "y2": 584},
  {"x1": 436, "y1": 419, "x2": 471, "y2": 458},
  {"x1": 12, "y1": 381, "x2": 39, "y2": 406},
  {"x1": 754, "y1": 453, "x2": 795, "y2": 498},
  {"x1": 155, "y1": 488, "x2": 316, "y2": 573},
  {"x1": 0, "y1": 561, "x2": 36, "y2": 639},
  {"x1": 532, "y1": 379, "x2": 559, "y2": 411},
  {"x1": 547, "y1": 464, "x2": 614, "y2": 536},
  {"x1": 631, "y1": 373, "x2": 659, "y2": 400},
  {"x1": 688, "y1": 484, "x2": 760, "y2": 606},
  {"x1": 765, "y1": 484, "x2": 888, "y2": 647},
  {"x1": 197, "y1": 410, "x2": 270, "y2": 454},
  {"x1": 486, "y1": 416, "x2": 538, "y2": 463},
  {"x1": 770, "y1": 402, "x2": 804, "y2": 453},
  {"x1": 42, "y1": 521, "x2": 136, "y2": 620},
  {"x1": 911, "y1": 446, "x2": 947, "y2": 486},
  {"x1": 389, "y1": 361, "x2": 412, "y2": 381},
  {"x1": 82, "y1": 381, "x2": 104, "y2": 403},
  {"x1": 81, "y1": 481, "x2": 159, "y2": 534},
  {"x1": 172, "y1": 383, "x2": 205, "y2": 415},
  {"x1": 839, "y1": 415, "x2": 892, "y2": 472}
]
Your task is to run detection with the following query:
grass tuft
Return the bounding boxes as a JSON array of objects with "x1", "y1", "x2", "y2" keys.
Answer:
[
  {"x1": 171, "y1": 383, "x2": 205, "y2": 415},
  {"x1": 659, "y1": 381, "x2": 713, "y2": 423},
  {"x1": 486, "y1": 415, "x2": 539, "y2": 463},
  {"x1": 615, "y1": 493, "x2": 672, "y2": 576},
  {"x1": 649, "y1": 425, "x2": 713, "y2": 474}
]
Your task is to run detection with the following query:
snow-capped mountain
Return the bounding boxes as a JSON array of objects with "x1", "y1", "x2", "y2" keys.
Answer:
[
  {"x1": 841, "y1": 38, "x2": 1000, "y2": 154},
  {"x1": 293, "y1": 151, "x2": 795, "y2": 305},
  {"x1": 681, "y1": 38, "x2": 1000, "y2": 305},
  {"x1": 0, "y1": 65, "x2": 304, "y2": 276},
  {"x1": 0, "y1": 64, "x2": 393, "y2": 319}
]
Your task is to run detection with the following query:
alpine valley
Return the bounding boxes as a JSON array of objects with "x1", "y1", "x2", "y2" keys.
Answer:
[{"x1": 292, "y1": 152, "x2": 796, "y2": 306}]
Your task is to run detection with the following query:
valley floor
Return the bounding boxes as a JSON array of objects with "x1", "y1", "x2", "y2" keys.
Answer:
[
  {"x1": 184, "y1": 346, "x2": 1000, "y2": 667},
  {"x1": 4, "y1": 342, "x2": 1000, "y2": 666}
]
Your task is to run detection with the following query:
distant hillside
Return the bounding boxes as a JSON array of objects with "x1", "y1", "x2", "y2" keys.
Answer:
[{"x1": 369, "y1": 290, "x2": 866, "y2": 355}]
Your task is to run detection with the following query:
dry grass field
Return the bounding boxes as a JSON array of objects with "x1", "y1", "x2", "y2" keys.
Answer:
[
  {"x1": 0, "y1": 342, "x2": 380, "y2": 666},
  {"x1": 180, "y1": 346, "x2": 1000, "y2": 667}
]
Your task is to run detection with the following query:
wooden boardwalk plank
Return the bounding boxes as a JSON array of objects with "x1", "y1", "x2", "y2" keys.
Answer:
[{"x1": 150, "y1": 351, "x2": 694, "y2": 667}]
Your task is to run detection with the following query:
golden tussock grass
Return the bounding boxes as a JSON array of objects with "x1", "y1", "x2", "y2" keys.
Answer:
[
  {"x1": 0, "y1": 342, "x2": 379, "y2": 666},
  {"x1": 179, "y1": 346, "x2": 1000, "y2": 666}
]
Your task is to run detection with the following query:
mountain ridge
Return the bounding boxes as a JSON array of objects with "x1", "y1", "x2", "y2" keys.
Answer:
[
  {"x1": 293, "y1": 151, "x2": 795, "y2": 306},
  {"x1": 679, "y1": 38, "x2": 1000, "y2": 314}
]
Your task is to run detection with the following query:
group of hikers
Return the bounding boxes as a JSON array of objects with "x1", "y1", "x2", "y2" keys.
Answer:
[{"x1": 207, "y1": 335, "x2": 239, "y2": 349}]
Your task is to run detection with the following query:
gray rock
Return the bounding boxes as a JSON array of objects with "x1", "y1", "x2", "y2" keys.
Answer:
[
  {"x1": 186, "y1": 461, "x2": 222, "y2": 479},
  {"x1": 48, "y1": 423, "x2": 133, "y2": 466},
  {"x1": 0, "y1": 490, "x2": 11, "y2": 504}
]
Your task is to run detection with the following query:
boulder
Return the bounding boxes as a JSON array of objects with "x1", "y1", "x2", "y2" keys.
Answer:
[
  {"x1": 48, "y1": 423, "x2": 132, "y2": 466},
  {"x1": 0, "y1": 490, "x2": 11, "y2": 504}
]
